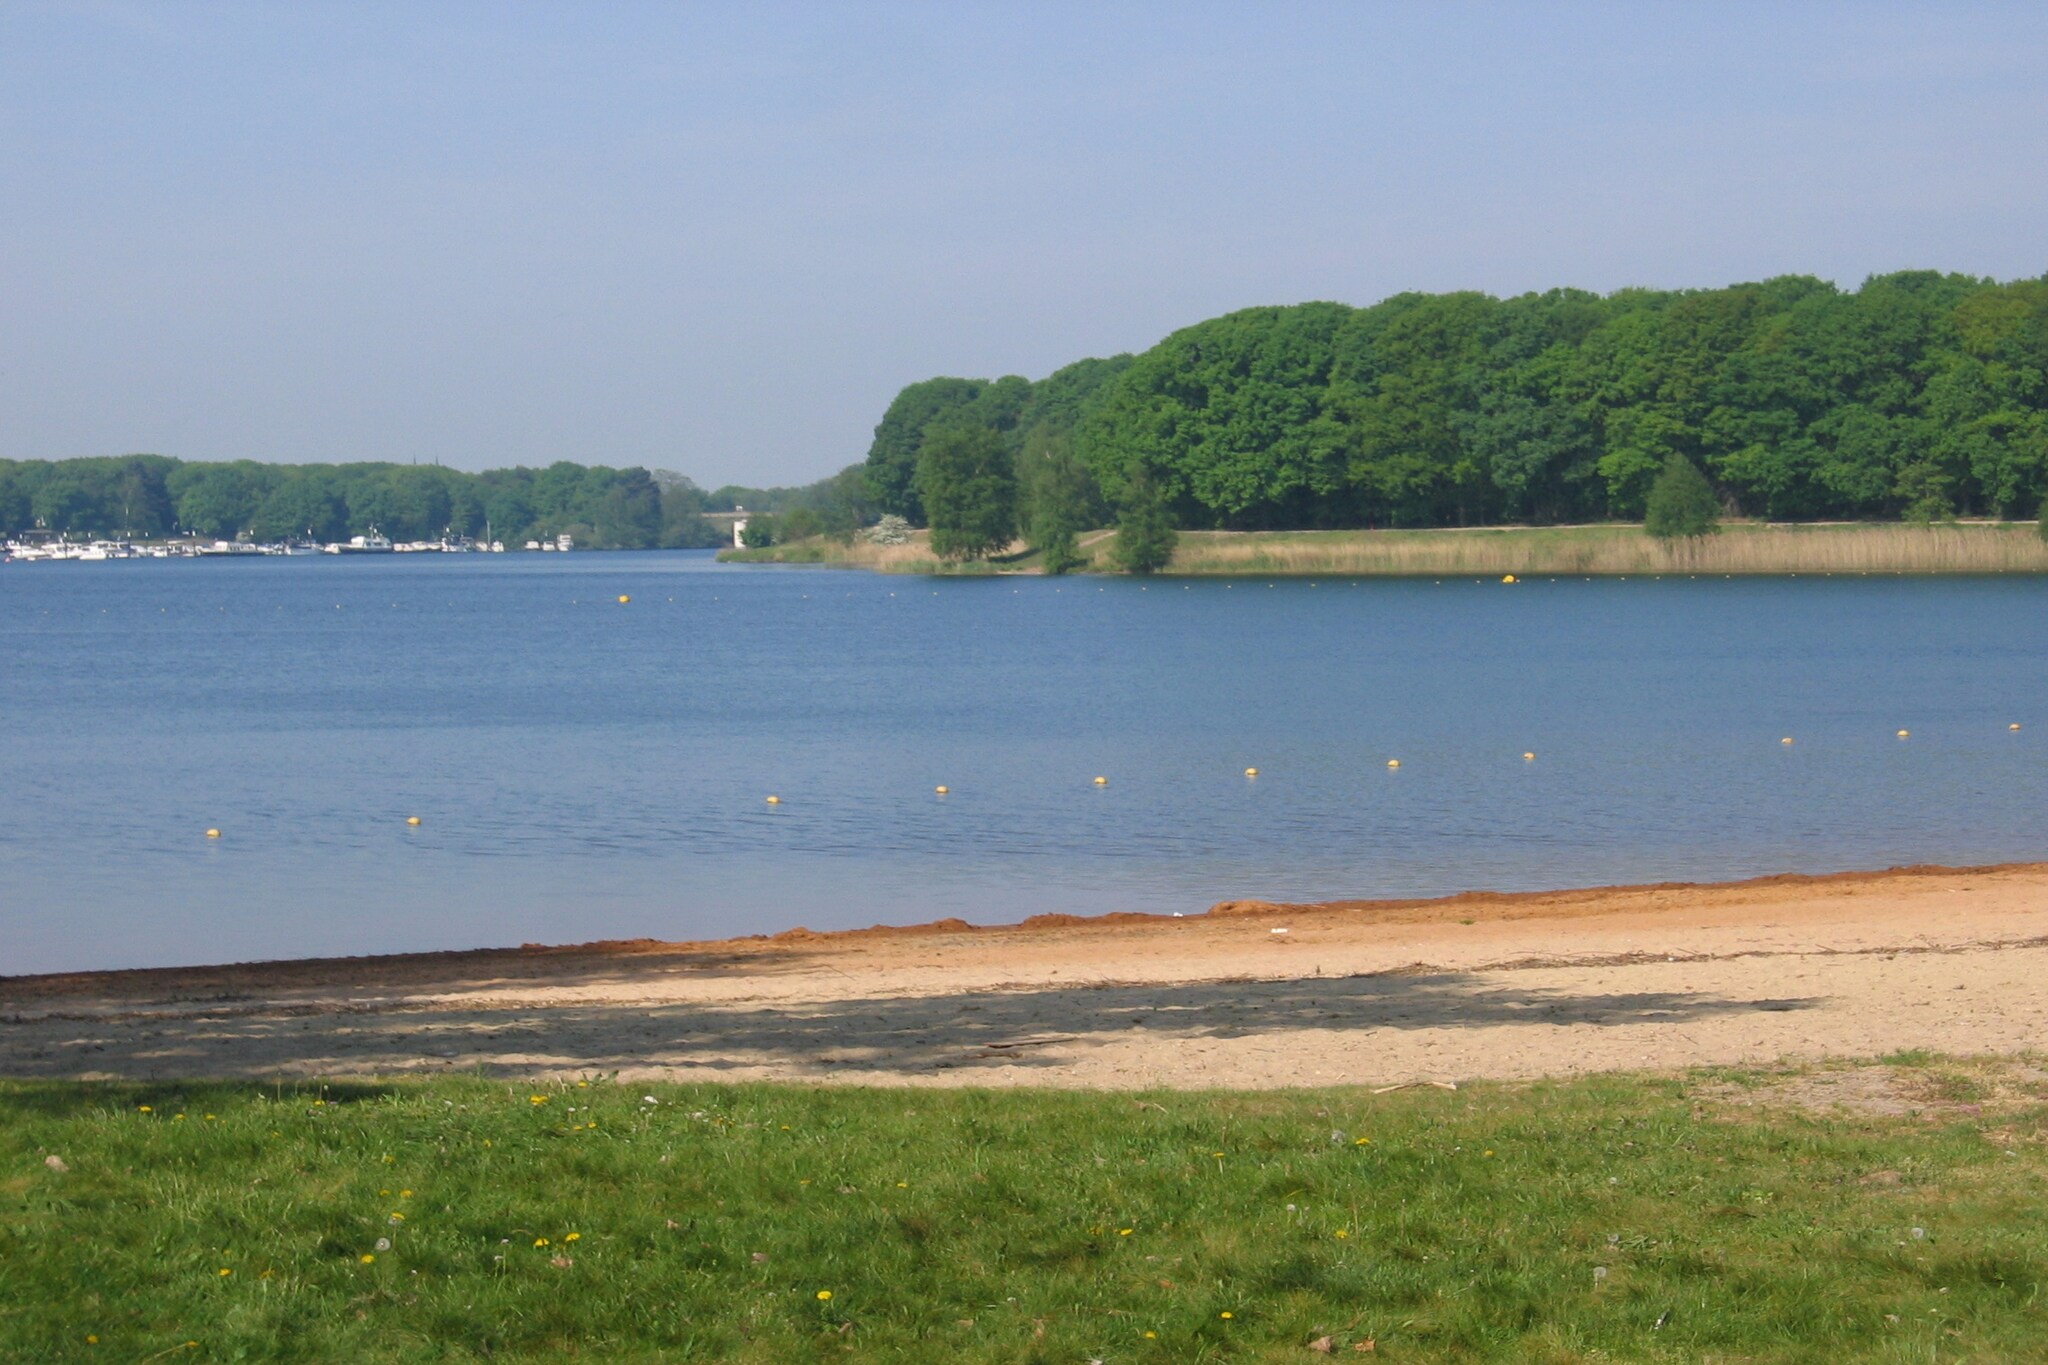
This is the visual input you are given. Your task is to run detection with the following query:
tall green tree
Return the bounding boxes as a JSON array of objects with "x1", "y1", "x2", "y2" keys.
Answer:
[
  {"x1": 1111, "y1": 473, "x2": 1178, "y2": 574},
  {"x1": 863, "y1": 377, "x2": 988, "y2": 523},
  {"x1": 1643, "y1": 454, "x2": 1720, "y2": 538},
  {"x1": 0, "y1": 466, "x2": 28, "y2": 533},
  {"x1": 914, "y1": 423, "x2": 1017, "y2": 560},
  {"x1": 251, "y1": 477, "x2": 348, "y2": 541},
  {"x1": 1018, "y1": 427, "x2": 1103, "y2": 575}
]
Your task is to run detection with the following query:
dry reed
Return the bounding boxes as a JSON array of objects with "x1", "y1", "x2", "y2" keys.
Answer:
[{"x1": 1164, "y1": 523, "x2": 2048, "y2": 577}]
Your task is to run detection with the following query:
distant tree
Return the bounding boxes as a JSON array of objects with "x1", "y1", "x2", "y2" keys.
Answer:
[
  {"x1": 167, "y1": 462, "x2": 271, "y2": 537},
  {"x1": 251, "y1": 477, "x2": 348, "y2": 542},
  {"x1": 1896, "y1": 462, "x2": 1955, "y2": 524},
  {"x1": 740, "y1": 513, "x2": 778, "y2": 548},
  {"x1": 0, "y1": 467, "x2": 27, "y2": 534},
  {"x1": 915, "y1": 423, "x2": 1017, "y2": 560},
  {"x1": 655, "y1": 476, "x2": 722, "y2": 548},
  {"x1": 1643, "y1": 454, "x2": 1720, "y2": 539},
  {"x1": 778, "y1": 507, "x2": 824, "y2": 541},
  {"x1": 1019, "y1": 427, "x2": 1101, "y2": 575},
  {"x1": 1111, "y1": 473, "x2": 1178, "y2": 574},
  {"x1": 593, "y1": 467, "x2": 663, "y2": 548},
  {"x1": 113, "y1": 457, "x2": 175, "y2": 536},
  {"x1": 861, "y1": 514, "x2": 913, "y2": 545},
  {"x1": 30, "y1": 468, "x2": 108, "y2": 534},
  {"x1": 864, "y1": 377, "x2": 987, "y2": 523}
]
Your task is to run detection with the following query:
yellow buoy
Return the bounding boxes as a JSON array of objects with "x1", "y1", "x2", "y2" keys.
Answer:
[
  {"x1": 1523, "y1": 752, "x2": 1536, "y2": 761},
  {"x1": 765, "y1": 795, "x2": 781, "y2": 805},
  {"x1": 205, "y1": 828, "x2": 221, "y2": 839},
  {"x1": 1386, "y1": 758, "x2": 1401, "y2": 769},
  {"x1": 1897, "y1": 729, "x2": 1911, "y2": 739},
  {"x1": 618, "y1": 595, "x2": 631, "y2": 604},
  {"x1": 1093, "y1": 776, "x2": 1108, "y2": 786},
  {"x1": 1244, "y1": 767, "x2": 1259, "y2": 778},
  {"x1": 1502, "y1": 574, "x2": 1517, "y2": 584},
  {"x1": 406, "y1": 815, "x2": 422, "y2": 826},
  {"x1": 934, "y1": 785, "x2": 949, "y2": 795}
]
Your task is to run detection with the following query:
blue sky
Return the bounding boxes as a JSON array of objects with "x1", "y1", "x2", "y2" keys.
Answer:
[{"x1": 4, "y1": 2, "x2": 2046, "y2": 486}]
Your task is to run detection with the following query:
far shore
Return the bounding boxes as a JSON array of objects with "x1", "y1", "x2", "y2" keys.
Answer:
[
  {"x1": 720, "y1": 519, "x2": 2048, "y2": 577},
  {"x1": 7, "y1": 861, "x2": 2046, "y2": 1088}
]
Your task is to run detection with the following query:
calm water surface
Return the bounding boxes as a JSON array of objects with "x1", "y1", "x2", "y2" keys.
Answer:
[{"x1": 2, "y1": 552, "x2": 2043, "y2": 974}]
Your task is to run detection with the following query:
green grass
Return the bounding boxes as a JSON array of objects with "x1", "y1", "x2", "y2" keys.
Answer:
[{"x1": 3, "y1": 1064, "x2": 2044, "y2": 1362}]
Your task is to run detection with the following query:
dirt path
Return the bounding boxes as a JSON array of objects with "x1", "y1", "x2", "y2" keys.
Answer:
[{"x1": 4, "y1": 864, "x2": 2045, "y2": 1087}]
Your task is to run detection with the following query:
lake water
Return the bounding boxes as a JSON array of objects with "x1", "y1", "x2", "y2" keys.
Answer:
[{"x1": 2, "y1": 551, "x2": 2043, "y2": 975}]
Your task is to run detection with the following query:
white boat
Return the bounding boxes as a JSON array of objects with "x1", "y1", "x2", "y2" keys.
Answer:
[{"x1": 326, "y1": 530, "x2": 394, "y2": 554}]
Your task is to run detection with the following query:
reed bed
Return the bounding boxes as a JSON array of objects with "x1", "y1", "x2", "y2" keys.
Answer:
[
  {"x1": 1166, "y1": 522, "x2": 2048, "y2": 577},
  {"x1": 721, "y1": 522, "x2": 2048, "y2": 577}
]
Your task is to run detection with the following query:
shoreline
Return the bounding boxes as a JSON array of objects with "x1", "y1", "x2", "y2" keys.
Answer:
[
  {"x1": 7, "y1": 860, "x2": 2048, "y2": 1087},
  {"x1": 4, "y1": 858, "x2": 2037, "y2": 994},
  {"x1": 720, "y1": 520, "x2": 2048, "y2": 576}
]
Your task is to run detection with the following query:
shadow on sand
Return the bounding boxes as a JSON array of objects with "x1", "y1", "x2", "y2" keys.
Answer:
[{"x1": 0, "y1": 970, "x2": 1817, "y2": 1081}]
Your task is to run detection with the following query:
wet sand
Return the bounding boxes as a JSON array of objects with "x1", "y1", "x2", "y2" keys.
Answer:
[{"x1": 4, "y1": 863, "x2": 2045, "y2": 1088}]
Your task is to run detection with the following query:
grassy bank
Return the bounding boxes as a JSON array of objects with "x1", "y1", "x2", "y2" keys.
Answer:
[
  {"x1": 4, "y1": 1059, "x2": 2044, "y2": 1362},
  {"x1": 722, "y1": 521, "x2": 2048, "y2": 577}
]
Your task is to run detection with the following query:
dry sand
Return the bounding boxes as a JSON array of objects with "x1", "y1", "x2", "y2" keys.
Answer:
[{"x1": 4, "y1": 863, "x2": 2045, "y2": 1088}]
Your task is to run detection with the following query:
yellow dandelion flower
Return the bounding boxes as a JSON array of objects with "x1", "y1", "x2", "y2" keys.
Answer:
[
  {"x1": 1334, "y1": 1229, "x2": 1349, "y2": 1238},
  {"x1": 896, "y1": 1181, "x2": 908, "y2": 1188},
  {"x1": 1220, "y1": 1310, "x2": 1234, "y2": 1320},
  {"x1": 86, "y1": 1335, "x2": 99, "y2": 1344},
  {"x1": 1118, "y1": 1228, "x2": 1134, "y2": 1236},
  {"x1": 816, "y1": 1290, "x2": 833, "y2": 1301},
  {"x1": 576, "y1": 1080, "x2": 589, "y2": 1088},
  {"x1": 1354, "y1": 1137, "x2": 1371, "y2": 1146},
  {"x1": 138, "y1": 1105, "x2": 152, "y2": 1113},
  {"x1": 1212, "y1": 1151, "x2": 1224, "y2": 1158},
  {"x1": 218, "y1": 1268, "x2": 232, "y2": 1277},
  {"x1": 204, "y1": 1114, "x2": 216, "y2": 1121},
  {"x1": 389, "y1": 1212, "x2": 405, "y2": 1222},
  {"x1": 1484, "y1": 1149, "x2": 1495, "y2": 1157},
  {"x1": 1144, "y1": 1330, "x2": 1157, "y2": 1338},
  {"x1": 534, "y1": 1237, "x2": 550, "y2": 1248},
  {"x1": 313, "y1": 1100, "x2": 326, "y2": 1107},
  {"x1": 529, "y1": 1095, "x2": 549, "y2": 1105},
  {"x1": 400, "y1": 1189, "x2": 412, "y2": 1198},
  {"x1": 564, "y1": 1232, "x2": 581, "y2": 1242},
  {"x1": 380, "y1": 1189, "x2": 390, "y2": 1196},
  {"x1": 359, "y1": 1254, "x2": 375, "y2": 1264}
]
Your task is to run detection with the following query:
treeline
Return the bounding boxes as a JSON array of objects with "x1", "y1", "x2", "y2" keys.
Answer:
[
  {"x1": 0, "y1": 457, "x2": 730, "y2": 550},
  {"x1": 864, "y1": 271, "x2": 2048, "y2": 560}
]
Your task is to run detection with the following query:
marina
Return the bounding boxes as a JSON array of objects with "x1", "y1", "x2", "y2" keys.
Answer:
[{"x1": 2, "y1": 530, "x2": 512, "y2": 561}]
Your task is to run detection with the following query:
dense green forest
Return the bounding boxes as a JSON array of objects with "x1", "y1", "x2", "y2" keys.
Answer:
[
  {"x1": 0, "y1": 458, "x2": 737, "y2": 549},
  {"x1": 0, "y1": 454, "x2": 889, "y2": 550},
  {"x1": 12, "y1": 272, "x2": 2044, "y2": 559},
  {"x1": 866, "y1": 271, "x2": 2048, "y2": 548}
]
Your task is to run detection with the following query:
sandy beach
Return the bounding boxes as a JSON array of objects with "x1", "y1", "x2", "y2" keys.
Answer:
[{"x1": 4, "y1": 862, "x2": 2045, "y2": 1088}]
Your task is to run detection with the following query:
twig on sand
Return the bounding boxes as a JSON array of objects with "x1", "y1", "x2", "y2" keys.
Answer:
[
  {"x1": 1371, "y1": 1080, "x2": 1459, "y2": 1094},
  {"x1": 973, "y1": 1035, "x2": 1077, "y2": 1052}
]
